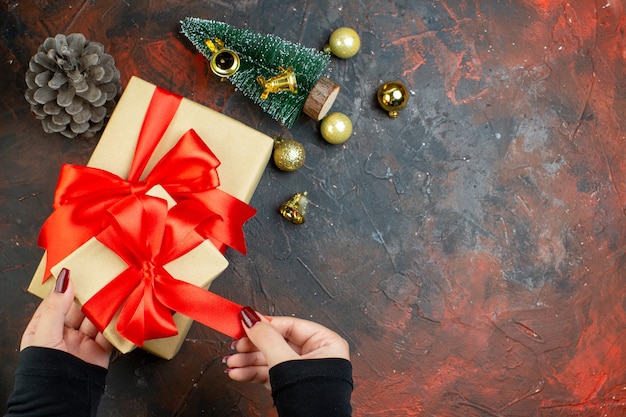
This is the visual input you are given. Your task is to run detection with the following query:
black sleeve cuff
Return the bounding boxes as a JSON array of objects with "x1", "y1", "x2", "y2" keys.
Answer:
[
  {"x1": 270, "y1": 358, "x2": 353, "y2": 417},
  {"x1": 5, "y1": 347, "x2": 108, "y2": 417}
]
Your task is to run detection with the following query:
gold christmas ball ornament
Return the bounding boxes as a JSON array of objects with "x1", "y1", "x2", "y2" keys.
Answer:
[
  {"x1": 273, "y1": 136, "x2": 306, "y2": 171},
  {"x1": 320, "y1": 112, "x2": 352, "y2": 144},
  {"x1": 323, "y1": 27, "x2": 361, "y2": 59},
  {"x1": 377, "y1": 81, "x2": 409, "y2": 118},
  {"x1": 279, "y1": 192, "x2": 309, "y2": 224}
]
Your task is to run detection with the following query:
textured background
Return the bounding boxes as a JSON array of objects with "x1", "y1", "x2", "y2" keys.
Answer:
[{"x1": 2, "y1": 0, "x2": 626, "y2": 416}]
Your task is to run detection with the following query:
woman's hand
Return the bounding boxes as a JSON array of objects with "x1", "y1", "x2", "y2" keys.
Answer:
[
  {"x1": 20, "y1": 268, "x2": 113, "y2": 369},
  {"x1": 224, "y1": 307, "x2": 350, "y2": 387}
]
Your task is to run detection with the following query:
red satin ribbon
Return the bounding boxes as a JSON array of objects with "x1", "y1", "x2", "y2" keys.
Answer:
[
  {"x1": 39, "y1": 87, "x2": 255, "y2": 279},
  {"x1": 83, "y1": 195, "x2": 245, "y2": 344}
]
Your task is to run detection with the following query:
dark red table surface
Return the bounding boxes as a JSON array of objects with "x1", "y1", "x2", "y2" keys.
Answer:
[{"x1": 2, "y1": 1, "x2": 626, "y2": 416}]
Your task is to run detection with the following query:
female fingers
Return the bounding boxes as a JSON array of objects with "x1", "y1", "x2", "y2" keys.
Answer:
[
  {"x1": 224, "y1": 351, "x2": 267, "y2": 369},
  {"x1": 94, "y1": 332, "x2": 113, "y2": 353},
  {"x1": 224, "y1": 365, "x2": 269, "y2": 386},
  {"x1": 230, "y1": 336, "x2": 258, "y2": 353},
  {"x1": 64, "y1": 302, "x2": 85, "y2": 330},
  {"x1": 78, "y1": 317, "x2": 100, "y2": 339}
]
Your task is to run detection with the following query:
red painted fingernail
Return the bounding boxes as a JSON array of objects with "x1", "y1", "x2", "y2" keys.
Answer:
[
  {"x1": 54, "y1": 268, "x2": 70, "y2": 294},
  {"x1": 222, "y1": 355, "x2": 231, "y2": 364},
  {"x1": 230, "y1": 339, "x2": 239, "y2": 350},
  {"x1": 240, "y1": 306, "x2": 261, "y2": 329}
]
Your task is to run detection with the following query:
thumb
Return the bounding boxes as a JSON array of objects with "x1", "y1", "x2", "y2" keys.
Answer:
[
  {"x1": 240, "y1": 307, "x2": 299, "y2": 368},
  {"x1": 21, "y1": 268, "x2": 74, "y2": 350}
]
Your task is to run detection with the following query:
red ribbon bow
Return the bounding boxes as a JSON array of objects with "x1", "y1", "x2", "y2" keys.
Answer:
[
  {"x1": 82, "y1": 194, "x2": 245, "y2": 345},
  {"x1": 39, "y1": 87, "x2": 255, "y2": 279}
]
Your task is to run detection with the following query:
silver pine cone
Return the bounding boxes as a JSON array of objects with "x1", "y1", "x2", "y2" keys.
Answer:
[{"x1": 24, "y1": 33, "x2": 121, "y2": 139}]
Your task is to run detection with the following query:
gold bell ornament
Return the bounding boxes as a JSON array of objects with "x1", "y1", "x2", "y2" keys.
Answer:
[
  {"x1": 204, "y1": 39, "x2": 240, "y2": 78},
  {"x1": 377, "y1": 81, "x2": 409, "y2": 118},
  {"x1": 273, "y1": 136, "x2": 306, "y2": 172},
  {"x1": 257, "y1": 66, "x2": 298, "y2": 100},
  {"x1": 279, "y1": 192, "x2": 309, "y2": 224},
  {"x1": 323, "y1": 27, "x2": 361, "y2": 59}
]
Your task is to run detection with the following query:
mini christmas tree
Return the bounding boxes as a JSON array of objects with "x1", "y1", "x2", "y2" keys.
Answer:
[{"x1": 181, "y1": 18, "x2": 339, "y2": 128}]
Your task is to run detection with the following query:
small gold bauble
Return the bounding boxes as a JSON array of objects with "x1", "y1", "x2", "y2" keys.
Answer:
[
  {"x1": 279, "y1": 192, "x2": 309, "y2": 224},
  {"x1": 273, "y1": 136, "x2": 306, "y2": 171},
  {"x1": 323, "y1": 27, "x2": 361, "y2": 59},
  {"x1": 320, "y1": 112, "x2": 352, "y2": 144},
  {"x1": 377, "y1": 81, "x2": 409, "y2": 118}
]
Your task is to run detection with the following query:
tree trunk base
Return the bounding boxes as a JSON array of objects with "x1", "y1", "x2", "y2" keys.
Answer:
[{"x1": 303, "y1": 77, "x2": 341, "y2": 120}]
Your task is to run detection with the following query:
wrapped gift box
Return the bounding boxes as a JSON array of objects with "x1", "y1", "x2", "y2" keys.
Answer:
[{"x1": 29, "y1": 76, "x2": 273, "y2": 359}]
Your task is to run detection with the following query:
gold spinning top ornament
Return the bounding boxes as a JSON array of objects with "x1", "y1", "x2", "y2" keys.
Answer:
[
  {"x1": 205, "y1": 39, "x2": 240, "y2": 78},
  {"x1": 377, "y1": 81, "x2": 409, "y2": 118},
  {"x1": 279, "y1": 192, "x2": 309, "y2": 224},
  {"x1": 257, "y1": 66, "x2": 298, "y2": 100}
]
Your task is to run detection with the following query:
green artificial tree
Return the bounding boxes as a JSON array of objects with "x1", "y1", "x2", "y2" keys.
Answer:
[{"x1": 181, "y1": 18, "x2": 339, "y2": 128}]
